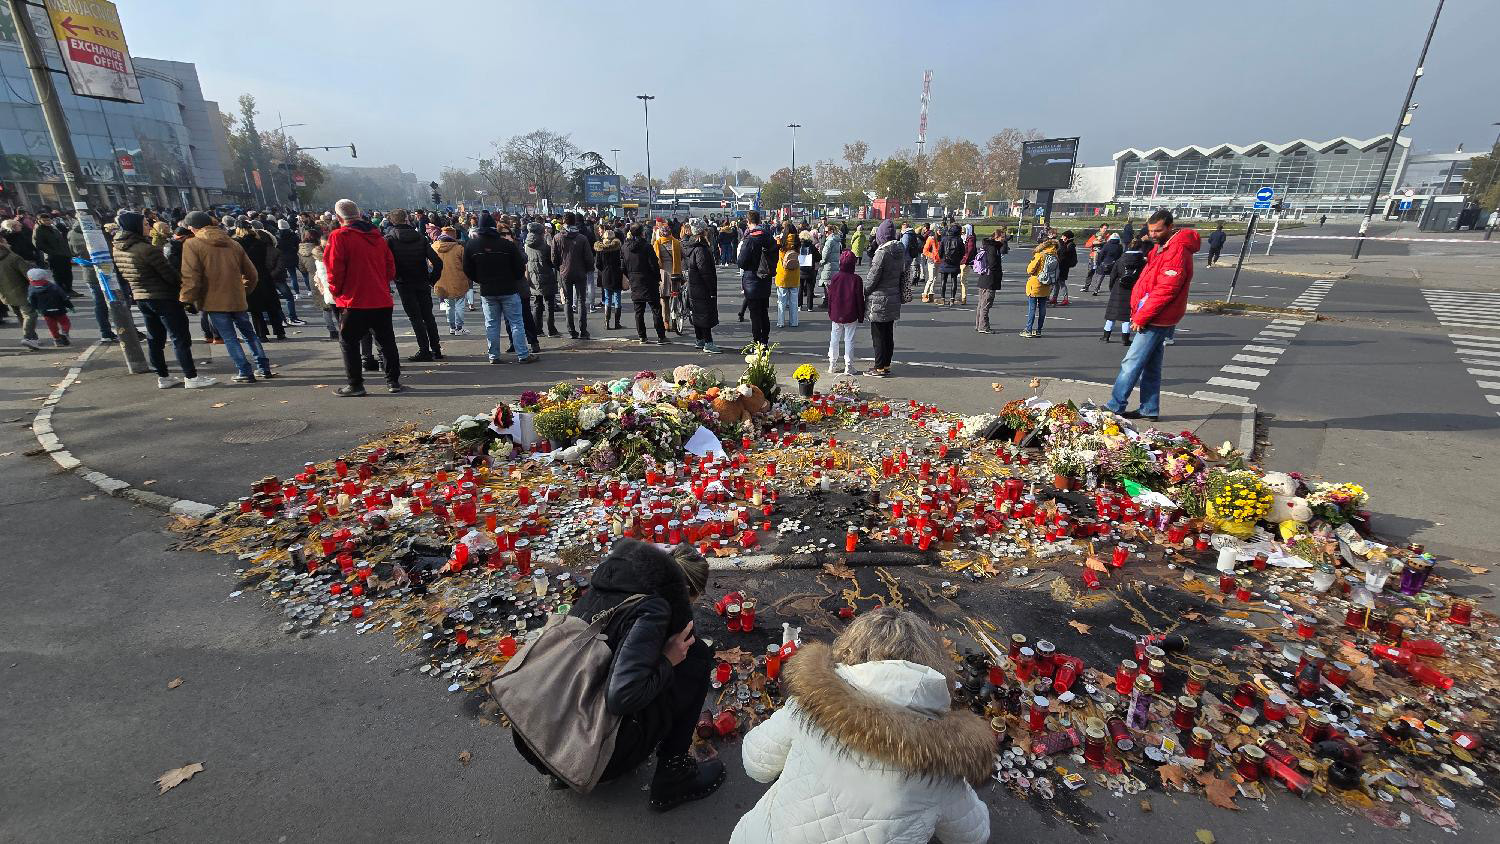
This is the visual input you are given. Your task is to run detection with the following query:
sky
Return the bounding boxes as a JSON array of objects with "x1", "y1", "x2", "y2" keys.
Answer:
[{"x1": 119, "y1": 0, "x2": 1491, "y2": 182}]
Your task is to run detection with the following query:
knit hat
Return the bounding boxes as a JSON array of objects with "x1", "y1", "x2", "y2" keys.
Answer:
[
  {"x1": 27, "y1": 267, "x2": 52, "y2": 282},
  {"x1": 184, "y1": 211, "x2": 213, "y2": 228},
  {"x1": 478, "y1": 211, "x2": 496, "y2": 230},
  {"x1": 116, "y1": 211, "x2": 145, "y2": 237},
  {"x1": 278, "y1": 219, "x2": 290, "y2": 230}
]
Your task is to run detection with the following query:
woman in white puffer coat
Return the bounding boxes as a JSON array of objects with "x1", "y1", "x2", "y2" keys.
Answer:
[{"x1": 730, "y1": 608, "x2": 993, "y2": 844}]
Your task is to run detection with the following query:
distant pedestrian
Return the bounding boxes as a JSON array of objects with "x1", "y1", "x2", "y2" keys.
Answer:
[
  {"x1": 525, "y1": 222, "x2": 560, "y2": 337},
  {"x1": 824, "y1": 250, "x2": 864, "y2": 375},
  {"x1": 920, "y1": 225, "x2": 940, "y2": 302},
  {"x1": 32, "y1": 211, "x2": 75, "y2": 296},
  {"x1": 848, "y1": 224, "x2": 867, "y2": 267},
  {"x1": 1105, "y1": 210, "x2": 1200, "y2": 421},
  {"x1": 622, "y1": 223, "x2": 667, "y2": 344},
  {"x1": 180, "y1": 210, "x2": 273, "y2": 384},
  {"x1": 326, "y1": 199, "x2": 405, "y2": 395},
  {"x1": 1318, "y1": 214, "x2": 1327, "y2": 228},
  {"x1": 937, "y1": 224, "x2": 965, "y2": 305},
  {"x1": 69, "y1": 216, "x2": 119, "y2": 342},
  {"x1": 1023, "y1": 237, "x2": 1058, "y2": 337},
  {"x1": 736, "y1": 211, "x2": 776, "y2": 345},
  {"x1": 25, "y1": 268, "x2": 72, "y2": 346},
  {"x1": 814, "y1": 222, "x2": 842, "y2": 311},
  {"x1": 0, "y1": 237, "x2": 40, "y2": 349},
  {"x1": 276, "y1": 219, "x2": 304, "y2": 294},
  {"x1": 594, "y1": 224, "x2": 624, "y2": 330},
  {"x1": 773, "y1": 222, "x2": 801, "y2": 327},
  {"x1": 552, "y1": 211, "x2": 595, "y2": 339},
  {"x1": 1050, "y1": 230, "x2": 1076, "y2": 306},
  {"x1": 973, "y1": 228, "x2": 1007, "y2": 333},
  {"x1": 683, "y1": 220, "x2": 720, "y2": 353},
  {"x1": 464, "y1": 211, "x2": 536, "y2": 365},
  {"x1": 1101, "y1": 234, "x2": 1148, "y2": 343},
  {"x1": 863, "y1": 219, "x2": 906, "y2": 377},
  {"x1": 384, "y1": 208, "x2": 444, "y2": 361},
  {"x1": 1205, "y1": 223, "x2": 1226, "y2": 266}
]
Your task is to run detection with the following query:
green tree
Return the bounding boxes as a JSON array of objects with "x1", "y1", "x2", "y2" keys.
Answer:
[
  {"x1": 1464, "y1": 143, "x2": 1500, "y2": 211},
  {"x1": 761, "y1": 167, "x2": 794, "y2": 209},
  {"x1": 873, "y1": 158, "x2": 919, "y2": 205},
  {"x1": 927, "y1": 137, "x2": 984, "y2": 204}
]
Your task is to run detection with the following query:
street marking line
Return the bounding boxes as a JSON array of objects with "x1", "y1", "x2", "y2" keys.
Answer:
[
  {"x1": 1475, "y1": 381, "x2": 1500, "y2": 391},
  {"x1": 1453, "y1": 347, "x2": 1500, "y2": 358},
  {"x1": 1191, "y1": 390, "x2": 1251, "y2": 405},
  {"x1": 1252, "y1": 337, "x2": 1292, "y2": 346},
  {"x1": 1244, "y1": 345, "x2": 1286, "y2": 355},
  {"x1": 1221, "y1": 365, "x2": 1270, "y2": 377},
  {"x1": 1449, "y1": 333, "x2": 1500, "y2": 343},
  {"x1": 1233, "y1": 354, "x2": 1280, "y2": 365},
  {"x1": 1467, "y1": 368, "x2": 1500, "y2": 378},
  {"x1": 1488, "y1": 395, "x2": 1500, "y2": 405},
  {"x1": 1207, "y1": 376, "x2": 1260, "y2": 390}
]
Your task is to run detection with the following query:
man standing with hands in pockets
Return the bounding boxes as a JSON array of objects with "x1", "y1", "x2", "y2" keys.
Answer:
[{"x1": 1104, "y1": 209, "x2": 1199, "y2": 422}]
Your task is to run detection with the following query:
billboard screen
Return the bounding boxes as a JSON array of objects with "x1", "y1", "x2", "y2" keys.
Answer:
[
  {"x1": 584, "y1": 174, "x2": 622, "y2": 204},
  {"x1": 1018, "y1": 138, "x2": 1079, "y2": 190}
]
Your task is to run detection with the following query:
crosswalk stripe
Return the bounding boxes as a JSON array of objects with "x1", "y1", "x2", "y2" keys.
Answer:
[
  {"x1": 1260, "y1": 329, "x2": 1299, "y2": 338},
  {"x1": 1449, "y1": 333, "x2": 1500, "y2": 343},
  {"x1": 1191, "y1": 390, "x2": 1251, "y2": 405},
  {"x1": 1488, "y1": 395, "x2": 1500, "y2": 405},
  {"x1": 1207, "y1": 376, "x2": 1260, "y2": 390},
  {"x1": 1244, "y1": 345, "x2": 1285, "y2": 355},
  {"x1": 1467, "y1": 368, "x2": 1500, "y2": 378},
  {"x1": 1453, "y1": 347, "x2": 1500, "y2": 358},
  {"x1": 1252, "y1": 336, "x2": 1291, "y2": 346},
  {"x1": 1222, "y1": 365, "x2": 1270, "y2": 376},
  {"x1": 1476, "y1": 381, "x2": 1500, "y2": 391},
  {"x1": 1234, "y1": 354, "x2": 1279, "y2": 365}
]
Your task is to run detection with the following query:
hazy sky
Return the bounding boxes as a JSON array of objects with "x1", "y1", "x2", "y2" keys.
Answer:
[{"x1": 120, "y1": 0, "x2": 1489, "y2": 181}]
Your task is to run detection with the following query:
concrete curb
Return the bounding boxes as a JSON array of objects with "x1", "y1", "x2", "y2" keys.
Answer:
[
  {"x1": 1240, "y1": 403, "x2": 1258, "y2": 459},
  {"x1": 1241, "y1": 265, "x2": 1352, "y2": 280},
  {"x1": 31, "y1": 342, "x2": 219, "y2": 521}
]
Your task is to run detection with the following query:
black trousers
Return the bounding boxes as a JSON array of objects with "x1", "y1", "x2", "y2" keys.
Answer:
[
  {"x1": 251, "y1": 296, "x2": 284, "y2": 339},
  {"x1": 512, "y1": 638, "x2": 713, "y2": 782},
  {"x1": 534, "y1": 286, "x2": 560, "y2": 333},
  {"x1": 693, "y1": 324, "x2": 713, "y2": 344},
  {"x1": 1207, "y1": 246, "x2": 1223, "y2": 264},
  {"x1": 799, "y1": 276, "x2": 817, "y2": 309},
  {"x1": 338, "y1": 307, "x2": 400, "y2": 388},
  {"x1": 562, "y1": 277, "x2": 589, "y2": 335},
  {"x1": 396, "y1": 283, "x2": 441, "y2": 355},
  {"x1": 49, "y1": 254, "x2": 74, "y2": 295},
  {"x1": 136, "y1": 299, "x2": 196, "y2": 378},
  {"x1": 633, "y1": 298, "x2": 665, "y2": 341},
  {"x1": 870, "y1": 320, "x2": 895, "y2": 369},
  {"x1": 747, "y1": 297, "x2": 770, "y2": 345}
]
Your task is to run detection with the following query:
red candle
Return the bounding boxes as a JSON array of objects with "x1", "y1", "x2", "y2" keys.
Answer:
[
  {"x1": 1115, "y1": 659, "x2": 1138, "y2": 696},
  {"x1": 1218, "y1": 574, "x2": 1237, "y2": 594},
  {"x1": 1028, "y1": 696, "x2": 1050, "y2": 731},
  {"x1": 1111, "y1": 545, "x2": 1128, "y2": 568},
  {"x1": 714, "y1": 662, "x2": 733, "y2": 686},
  {"x1": 499, "y1": 635, "x2": 518, "y2": 657},
  {"x1": 350, "y1": 605, "x2": 364, "y2": 619},
  {"x1": 1449, "y1": 601, "x2": 1472, "y2": 626}
]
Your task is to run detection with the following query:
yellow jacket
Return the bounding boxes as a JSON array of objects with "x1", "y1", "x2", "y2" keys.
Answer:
[
  {"x1": 774, "y1": 232, "x2": 800, "y2": 288},
  {"x1": 1026, "y1": 241, "x2": 1057, "y2": 298},
  {"x1": 654, "y1": 234, "x2": 682, "y2": 276}
]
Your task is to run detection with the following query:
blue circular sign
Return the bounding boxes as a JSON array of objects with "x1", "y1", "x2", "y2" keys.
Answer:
[{"x1": 1256, "y1": 187, "x2": 1275, "y2": 202}]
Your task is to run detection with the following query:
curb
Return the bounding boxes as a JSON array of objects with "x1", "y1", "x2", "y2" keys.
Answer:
[
  {"x1": 31, "y1": 342, "x2": 218, "y2": 520},
  {"x1": 1241, "y1": 265, "x2": 1351, "y2": 280},
  {"x1": 1240, "y1": 403, "x2": 1258, "y2": 459}
]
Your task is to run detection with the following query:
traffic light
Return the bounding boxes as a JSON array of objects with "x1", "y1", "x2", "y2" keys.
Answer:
[
  {"x1": 349, "y1": 143, "x2": 357, "y2": 159},
  {"x1": 429, "y1": 181, "x2": 441, "y2": 205}
]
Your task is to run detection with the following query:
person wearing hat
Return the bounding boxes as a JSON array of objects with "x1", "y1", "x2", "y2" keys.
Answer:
[
  {"x1": 112, "y1": 211, "x2": 216, "y2": 388},
  {"x1": 25, "y1": 267, "x2": 73, "y2": 346},
  {"x1": 179, "y1": 210, "x2": 273, "y2": 383}
]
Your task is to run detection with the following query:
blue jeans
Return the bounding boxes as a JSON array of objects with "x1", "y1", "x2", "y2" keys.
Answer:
[
  {"x1": 207, "y1": 311, "x2": 270, "y2": 377},
  {"x1": 481, "y1": 294, "x2": 530, "y2": 360},
  {"x1": 445, "y1": 297, "x2": 466, "y2": 331},
  {"x1": 275, "y1": 279, "x2": 299, "y2": 321},
  {"x1": 776, "y1": 287, "x2": 798, "y2": 326},
  {"x1": 285, "y1": 263, "x2": 307, "y2": 295},
  {"x1": 85, "y1": 271, "x2": 117, "y2": 339},
  {"x1": 1106, "y1": 324, "x2": 1171, "y2": 417},
  {"x1": 602, "y1": 289, "x2": 621, "y2": 308},
  {"x1": 1025, "y1": 296, "x2": 1047, "y2": 332}
]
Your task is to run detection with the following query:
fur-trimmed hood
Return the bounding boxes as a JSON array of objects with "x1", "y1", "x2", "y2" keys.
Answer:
[{"x1": 782, "y1": 642, "x2": 994, "y2": 786}]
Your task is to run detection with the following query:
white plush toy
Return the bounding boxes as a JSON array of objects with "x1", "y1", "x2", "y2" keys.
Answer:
[{"x1": 1262, "y1": 471, "x2": 1312, "y2": 538}]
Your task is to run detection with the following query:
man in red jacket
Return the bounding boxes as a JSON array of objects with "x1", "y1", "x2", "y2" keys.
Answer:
[
  {"x1": 1104, "y1": 209, "x2": 1201, "y2": 421},
  {"x1": 325, "y1": 198, "x2": 403, "y2": 396}
]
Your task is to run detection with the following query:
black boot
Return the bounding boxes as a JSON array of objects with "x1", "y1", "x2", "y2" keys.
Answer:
[
  {"x1": 648, "y1": 754, "x2": 726, "y2": 813},
  {"x1": 566, "y1": 308, "x2": 579, "y2": 339},
  {"x1": 1100, "y1": 330, "x2": 1111, "y2": 342},
  {"x1": 1122, "y1": 334, "x2": 1133, "y2": 347},
  {"x1": 614, "y1": 307, "x2": 623, "y2": 330}
]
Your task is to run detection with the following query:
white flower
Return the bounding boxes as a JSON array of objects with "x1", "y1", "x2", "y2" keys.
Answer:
[{"x1": 577, "y1": 404, "x2": 607, "y2": 431}]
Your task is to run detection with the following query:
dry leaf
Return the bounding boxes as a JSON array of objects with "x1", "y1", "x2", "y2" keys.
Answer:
[
  {"x1": 1195, "y1": 830, "x2": 1216, "y2": 844},
  {"x1": 1067, "y1": 620, "x2": 1091, "y2": 635},
  {"x1": 1083, "y1": 554, "x2": 1109, "y2": 573},
  {"x1": 710, "y1": 544, "x2": 738, "y2": 558},
  {"x1": 209, "y1": 402, "x2": 226, "y2": 409},
  {"x1": 990, "y1": 382, "x2": 1004, "y2": 394},
  {"x1": 714, "y1": 646, "x2": 751, "y2": 667},
  {"x1": 1198, "y1": 773, "x2": 1240, "y2": 811},
  {"x1": 1182, "y1": 611, "x2": 1205, "y2": 623},
  {"x1": 1028, "y1": 377, "x2": 1041, "y2": 389},
  {"x1": 166, "y1": 677, "x2": 183, "y2": 689},
  {"x1": 1158, "y1": 764, "x2": 1190, "y2": 790},
  {"x1": 1138, "y1": 798, "x2": 1152, "y2": 813},
  {"x1": 458, "y1": 750, "x2": 472, "y2": 767},
  {"x1": 1468, "y1": 565, "x2": 1489, "y2": 575},
  {"x1": 822, "y1": 561, "x2": 855, "y2": 579},
  {"x1": 142, "y1": 479, "x2": 157, "y2": 486},
  {"x1": 156, "y1": 762, "x2": 204, "y2": 795}
]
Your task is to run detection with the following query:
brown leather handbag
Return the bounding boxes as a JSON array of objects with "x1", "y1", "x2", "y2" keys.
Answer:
[{"x1": 489, "y1": 594, "x2": 646, "y2": 792}]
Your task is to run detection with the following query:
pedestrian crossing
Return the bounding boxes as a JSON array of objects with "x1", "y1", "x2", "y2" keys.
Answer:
[
  {"x1": 1190, "y1": 279, "x2": 1334, "y2": 406},
  {"x1": 1422, "y1": 289, "x2": 1500, "y2": 332},
  {"x1": 1441, "y1": 332, "x2": 1500, "y2": 415}
]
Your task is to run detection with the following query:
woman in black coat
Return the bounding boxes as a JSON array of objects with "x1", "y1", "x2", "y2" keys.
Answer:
[
  {"x1": 594, "y1": 225, "x2": 625, "y2": 330},
  {"x1": 973, "y1": 230, "x2": 1008, "y2": 333},
  {"x1": 510, "y1": 539, "x2": 725, "y2": 811},
  {"x1": 1102, "y1": 235, "x2": 1149, "y2": 344},
  {"x1": 234, "y1": 226, "x2": 285, "y2": 340},
  {"x1": 620, "y1": 224, "x2": 666, "y2": 344},
  {"x1": 683, "y1": 222, "x2": 719, "y2": 352}
]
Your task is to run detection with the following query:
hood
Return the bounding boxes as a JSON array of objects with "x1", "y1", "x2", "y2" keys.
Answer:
[
  {"x1": 595, "y1": 231, "x2": 620, "y2": 252},
  {"x1": 339, "y1": 219, "x2": 385, "y2": 246},
  {"x1": 524, "y1": 230, "x2": 546, "y2": 249},
  {"x1": 586, "y1": 538, "x2": 692, "y2": 635},
  {"x1": 478, "y1": 211, "x2": 496, "y2": 230},
  {"x1": 1166, "y1": 227, "x2": 1202, "y2": 253},
  {"x1": 783, "y1": 643, "x2": 994, "y2": 785},
  {"x1": 194, "y1": 226, "x2": 234, "y2": 247},
  {"x1": 116, "y1": 211, "x2": 145, "y2": 237},
  {"x1": 433, "y1": 239, "x2": 463, "y2": 254},
  {"x1": 111, "y1": 229, "x2": 148, "y2": 248},
  {"x1": 389, "y1": 223, "x2": 423, "y2": 243},
  {"x1": 1034, "y1": 241, "x2": 1057, "y2": 255},
  {"x1": 838, "y1": 250, "x2": 856, "y2": 272},
  {"x1": 875, "y1": 219, "x2": 896, "y2": 245}
]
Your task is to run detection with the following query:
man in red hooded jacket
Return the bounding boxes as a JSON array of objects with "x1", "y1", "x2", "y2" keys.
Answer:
[
  {"x1": 325, "y1": 198, "x2": 402, "y2": 396},
  {"x1": 1104, "y1": 209, "x2": 1200, "y2": 421}
]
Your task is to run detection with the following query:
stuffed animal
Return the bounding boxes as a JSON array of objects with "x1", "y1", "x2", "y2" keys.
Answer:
[
  {"x1": 1262, "y1": 471, "x2": 1311, "y2": 528},
  {"x1": 1277, "y1": 497, "x2": 1313, "y2": 540},
  {"x1": 712, "y1": 384, "x2": 770, "y2": 426}
]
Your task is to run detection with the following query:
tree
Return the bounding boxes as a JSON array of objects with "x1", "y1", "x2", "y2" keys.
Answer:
[
  {"x1": 1464, "y1": 142, "x2": 1500, "y2": 212},
  {"x1": 569, "y1": 150, "x2": 615, "y2": 204},
  {"x1": 982, "y1": 128, "x2": 1043, "y2": 201},
  {"x1": 438, "y1": 166, "x2": 485, "y2": 207},
  {"x1": 761, "y1": 167, "x2": 794, "y2": 209},
  {"x1": 927, "y1": 137, "x2": 984, "y2": 204},
  {"x1": 499, "y1": 129, "x2": 580, "y2": 203},
  {"x1": 841, "y1": 140, "x2": 875, "y2": 207},
  {"x1": 873, "y1": 158, "x2": 919, "y2": 205},
  {"x1": 475, "y1": 158, "x2": 524, "y2": 211},
  {"x1": 733, "y1": 169, "x2": 763, "y2": 187}
]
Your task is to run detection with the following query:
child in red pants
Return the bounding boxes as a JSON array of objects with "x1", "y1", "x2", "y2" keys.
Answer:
[{"x1": 27, "y1": 268, "x2": 73, "y2": 346}]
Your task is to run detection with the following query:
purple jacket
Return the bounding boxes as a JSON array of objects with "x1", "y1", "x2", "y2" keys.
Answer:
[{"x1": 824, "y1": 250, "x2": 865, "y2": 324}]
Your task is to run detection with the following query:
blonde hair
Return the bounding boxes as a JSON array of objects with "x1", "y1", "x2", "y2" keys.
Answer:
[
  {"x1": 832, "y1": 607, "x2": 952, "y2": 679},
  {"x1": 670, "y1": 543, "x2": 708, "y2": 598}
]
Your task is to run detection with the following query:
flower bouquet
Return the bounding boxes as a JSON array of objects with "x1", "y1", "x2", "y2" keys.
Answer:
[
  {"x1": 1306, "y1": 482, "x2": 1368, "y2": 526},
  {"x1": 1204, "y1": 468, "x2": 1273, "y2": 538},
  {"x1": 792, "y1": 363, "x2": 819, "y2": 398},
  {"x1": 998, "y1": 399, "x2": 1038, "y2": 444},
  {"x1": 741, "y1": 343, "x2": 781, "y2": 403}
]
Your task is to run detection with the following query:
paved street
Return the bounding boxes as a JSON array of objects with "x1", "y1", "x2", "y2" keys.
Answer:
[{"x1": 3, "y1": 235, "x2": 1498, "y2": 842}]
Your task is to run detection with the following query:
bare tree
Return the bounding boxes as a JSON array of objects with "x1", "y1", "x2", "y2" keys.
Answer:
[
  {"x1": 982, "y1": 128, "x2": 1043, "y2": 201},
  {"x1": 498, "y1": 129, "x2": 580, "y2": 203}
]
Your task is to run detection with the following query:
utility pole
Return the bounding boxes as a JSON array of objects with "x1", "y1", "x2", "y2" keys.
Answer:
[
  {"x1": 6, "y1": 0, "x2": 146, "y2": 371},
  {"x1": 1227, "y1": 214, "x2": 1258, "y2": 303},
  {"x1": 609, "y1": 148, "x2": 620, "y2": 174},
  {"x1": 1352, "y1": 0, "x2": 1444, "y2": 259},
  {"x1": 787, "y1": 123, "x2": 801, "y2": 216},
  {"x1": 637, "y1": 95, "x2": 655, "y2": 213},
  {"x1": 732, "y1": 155, "x2": 742, "y2": 187}
]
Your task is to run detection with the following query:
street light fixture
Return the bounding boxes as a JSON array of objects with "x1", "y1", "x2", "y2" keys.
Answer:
[
  {"x1": 787, "y1": 124, "x2": 801, "y2": 214},
  {"x1": 610, "y1": 148, "x2": 621, "y2": 175},
  {"x1": 637, "y1": 95, "x2": 655, "y2": 211},
  {"x1": 732, "y1": 155, "x2": 742, "y2": 188},
  {"x1": 271, "y1": 116, "x2": 307, "y2": 209}
]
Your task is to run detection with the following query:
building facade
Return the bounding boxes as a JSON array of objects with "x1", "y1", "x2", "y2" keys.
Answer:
[
  {"x1": 1110, "y1": 135, "x2": 1409, "y2": 217},
  {"x1": 0, "y1": 5, "x2": 225, "y2": 211}
]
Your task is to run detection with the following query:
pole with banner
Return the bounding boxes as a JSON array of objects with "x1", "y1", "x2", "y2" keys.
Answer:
[
  {"x1": 8, "y1": 0, "x2": 145, "y2": 371},
  {"x1": 1227, "y1": 214, "x2": 1258, "y2": 304}
]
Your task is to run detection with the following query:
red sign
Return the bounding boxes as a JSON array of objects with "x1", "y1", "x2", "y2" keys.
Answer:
[
  {"x1": 292, "y1": 171, "x2": 306, "y2": 188},
  {"x1": 527, "y1": 184, "x2": 538, "y2": 195},
  {"x1": 117, "y1": 153, "x2": 134, "y2": 176},
  {"x1": 66, "y1": 37, "x2": 129, "y2": 74}
]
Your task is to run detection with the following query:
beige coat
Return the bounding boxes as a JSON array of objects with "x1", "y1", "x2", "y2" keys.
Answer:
[
  {"x1": 179, "y1": 226, "x2": 258, "y2": 312},
  {"x1": 431, "y1": 239, "x2": 471, "y2": 299}
]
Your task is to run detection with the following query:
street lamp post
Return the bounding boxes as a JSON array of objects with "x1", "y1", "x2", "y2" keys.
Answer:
[
  {"x1": 273, "y1": 115, "x2": 306, "y2": 211},
  {"x1": 732, "y1": 155, "x2": 742, "y2": 187},
  {"x1": 1352, "y1": 0, "x2": 1444, "y2": 259},
  {"x1": 610, "y1": 148, "x2": 621, "y2": 175},
  {"x1": 787, "y1": 124, "x2": 800, "y2": 216},
  {"x1": 637, "y1": 95, "x2": 655, "y2": 213}
]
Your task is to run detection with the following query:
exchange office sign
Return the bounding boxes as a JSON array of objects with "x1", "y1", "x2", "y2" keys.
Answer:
[{"x1": 44, "y1": 0, "x2": 141, "y2": 103}]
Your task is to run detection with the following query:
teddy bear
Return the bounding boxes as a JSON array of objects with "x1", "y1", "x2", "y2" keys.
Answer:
[
  {"x1": 1262, "y1": 471, "x2": 1312, "y2": 540},
  {"x1": 711, "y1": 384, "x2": 770, "y2": 426}
]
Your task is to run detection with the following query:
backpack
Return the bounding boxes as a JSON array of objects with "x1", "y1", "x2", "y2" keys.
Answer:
[
  {"x1": 941, "y1": 233, "x2": 963, "y2": 263},
  {"x1": 781, "y1": 245, "x2": 798, "y2": 270},
  {"x1": 971, "y1": 245, "x2": 989, "y2": 276},
  {"x1": 1039, "y1": 253, "x2": 1059, "y2": 285}
]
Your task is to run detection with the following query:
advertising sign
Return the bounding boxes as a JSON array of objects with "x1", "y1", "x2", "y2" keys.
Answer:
[
  {"x1": 292, "y1": 171, "x2": 306, "y2": 188},
  {"x1": 583, "y1": 174, "x2": 622, "y2": 205},
  {"x1": 1018, "y1": 137, "x2": 1079, "y2": 191},
  {"x1": 116, "y1": 152, "x2": 133, "y2": 176},
  {"x1": 44, "y1": 0, "x2": 141, "y2": 103}
]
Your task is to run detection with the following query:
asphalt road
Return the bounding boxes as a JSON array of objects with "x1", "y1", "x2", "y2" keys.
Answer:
[{"x1": 3, "y1": 238, "x2": 1499, "y2": 842}]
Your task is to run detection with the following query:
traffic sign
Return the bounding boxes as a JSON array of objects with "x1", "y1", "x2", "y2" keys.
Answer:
[
  {"x1": 1253, "y1": 201, "x2": 1271, "y2": 210},
  {"x1": 1398, "y1": 199, "x2": 1413, "y2": 211},
  {"x1": 1256, "y1": 187, "x2": 1275, "y2": 203}
]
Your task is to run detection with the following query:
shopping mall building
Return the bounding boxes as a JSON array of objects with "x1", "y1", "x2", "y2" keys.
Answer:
[{"x1": 0, "y1": 8, "x2": 225, "y2": 211}]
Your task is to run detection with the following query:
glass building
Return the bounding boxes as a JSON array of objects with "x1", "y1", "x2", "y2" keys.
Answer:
[
  {"x1": 1111, "y1": 135, "x2": 1410, "y2": 216},
  {"x1": 0, "y1": 5, "x2": 225, "y2": 211}
]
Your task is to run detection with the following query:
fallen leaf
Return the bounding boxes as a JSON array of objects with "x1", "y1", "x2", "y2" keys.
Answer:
[
  {"x1": 1195, "y1": 830, "x2": 1216, "y2": 844},
  {"x1": 990, "y1": 382, "x2": 1004, "y2": 394},
  {"x1": 1084, "y1": 554, "x2": 1109, "y2": 573},
  {"x1": 1158, "y1": 764, "x2": 1190, "y2": 790},
  {"x1": 1468, "y1": 565, "x2": 1489, "y2": 575},
  {"x1": 1182, "y1": 611, "x2": 1205, "y2": 623},
  {"x1": 1067, "y1": 620, "x2": 1091, "y2": 635},
  {"x1": 1029, "y1": 377, "x2": 1042, "y2": 389},
  {"x1": 458, "y1": 750, "x2": 472, "y2": 767},
  {"x1": 1412, "y1": 799, "x2": 1459, "y2": 831},
  {"x1": 1198, "y1": 773, "x2": 1240, "y2": 811},
  {"x1": 156, "y1": 762, "x2": 204, "y2": 794},
  {"x1": 1138, "y1": 798, "x2": 1152, "y2": 813},
  {"x1": 209, "y1": 402, "x2": 226, "y2": 409},
  {"x1": 714, "y1": 647, "x2": 751, "y2": 667},
  {"x1": 822, "y1": 561, "x2": 855, "y2": 579},
  {"x1": 313, "y1": 384, "x2": 328, "y2": 389},
  {"x1": 166, "y1": 677, "x2": 183, "y2": 689},
  {"x1": 142, "y1": 479, "x2": 157, "y2": 486}
]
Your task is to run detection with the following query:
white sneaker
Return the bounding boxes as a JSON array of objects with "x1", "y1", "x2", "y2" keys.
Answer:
[
  {"x1": 156, "y1": 376, "x2": 181, "y2": 389},
  {"x1": 843, "y1": 368, "x2": 857, "y2": 377},
  {"x1": 183, "y1": 375, "x2": 218, "y2": 389},
  {"x1": 21, "y1": 338, "x2": 41, "y2": 350},
  {"x1": 826, "y1": 363, "x2": 838, "y2": 375}
]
